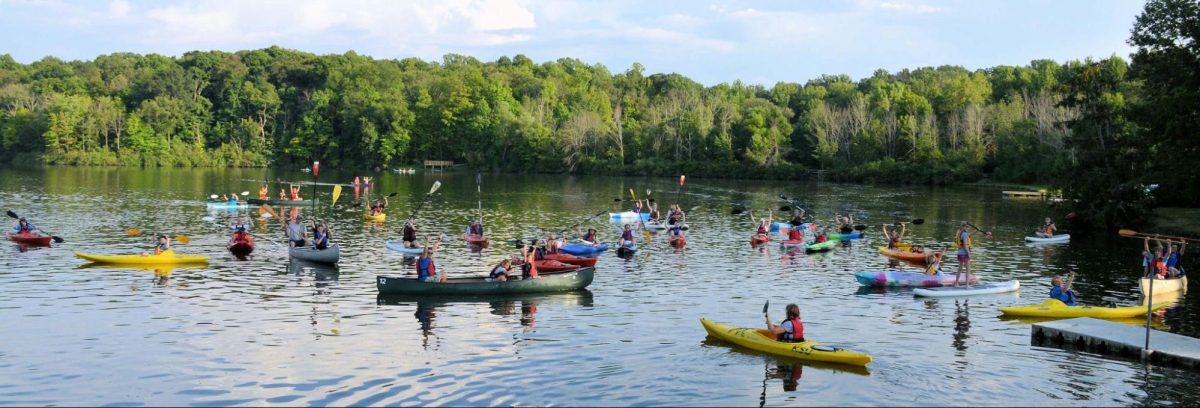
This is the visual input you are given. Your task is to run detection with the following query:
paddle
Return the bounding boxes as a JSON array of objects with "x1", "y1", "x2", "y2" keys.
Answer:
[
  {"x1": 763, "y1": 300, "x2": 771, "y2": 326},
  {"x1": 853, "y1": 225, "x2": 868, "y2": 231},
  {"x1": 964, "y1": 221, "x2": 993, "y2": 238},
  {"x1": 331, "y1": 185, "x2": 343, "y2": 207},
  {"x1": 5, "y1": 210, "x2": 65, "y2": 243},
  {"x1": 409, "y1": 181, "x2": 443, "y2": 221},
  {"x1": 630, "y1": 189, "x2": 651, "y2": 241},
  {"x1": 1119, "y1": 229, "x2": 1196, "y2": 244}
]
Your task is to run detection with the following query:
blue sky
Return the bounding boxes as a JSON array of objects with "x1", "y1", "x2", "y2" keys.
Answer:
[{"x1": 0, "y1": 0, "x2": 1145, "y2": 85}]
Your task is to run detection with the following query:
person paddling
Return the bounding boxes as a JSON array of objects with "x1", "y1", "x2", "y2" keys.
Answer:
[
  {"x1": 647, "y1": 200, "x2": 660, "y2": 223},
  {"x1": 312, "y1": 223, "x2": 332, "y2": 250},
  {"x1": 835, "y1": 213, "x2": 854, "y2": 233},
  {"x1": 813, "y1": 226, "x2": 828, "y2": 244},
  {"x1": 767, "y1": 303, "x2": 805, "y2": 343},
  {"x1": 631, "y1": 200, "x2": 643, "y2": 214},
  {"x1": 287, "y1": 214, "x2": 308, "y2": 248},
  {"x1": 489, "y1": 259, "x2": 513, "y2": 282},
  {"x1": 580, "y1": 228, "x2": 600, "y2": 245},
  {"x1": 786, "y1": 222, "x2": 804, "y2": 243},
  {"x1": 619, "y1": 224, "x2": 636, "y2": 249},
  {"x1": 402, "y1": 217, "x2": 420, "y2": 248},
  {"x1": 1050, "y1": 271, "x2": 1077, "y2": 306},
  {"x1": 1036, "y1": 217, "x2": 1057, "y2": 238},
  {"x1": 468, "y1": 219, "x2": 484, "y2": 236},
  {"x1": 230, "y1": 224, "x2": 253, "y2": 247},
  {"x1": 142, "y1": 235, "x2": 170, "y2": 256},
  {"x1": 12, "y1": 217, "x2": 35, "y2": 235},
  {"x1": 370, "y1": 196, "x2": 388, "y2": 217},
  {"x1": 416, "y1": 236, "x2": 445, "y2": 283}
]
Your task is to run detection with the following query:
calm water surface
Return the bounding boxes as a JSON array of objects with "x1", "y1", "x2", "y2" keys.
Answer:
[{"x1": 0, "y1": 167, "x2": 1196, "y2": 406}]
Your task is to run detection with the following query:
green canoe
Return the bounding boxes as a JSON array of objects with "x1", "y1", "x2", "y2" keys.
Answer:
[
  {"x1": 376, "y1": 267, "x2": 595, "y2": 295},
  {"x1": 805, "y1": 240, "x2": 838, "y2": 252}
]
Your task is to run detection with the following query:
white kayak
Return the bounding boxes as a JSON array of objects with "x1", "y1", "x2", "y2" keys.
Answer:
[
  {"x1": 289, "y1": 243, "x2": 340, "y2": 264},
  {"x1": 913, "y1": 280, "x2": 1021, "y2": 297},
  {"x1": 1140, "y1": 276, "x2": 1188, "y2": 297},
  {"x1": 644, "y1": 220, "x2": 668, "y2": 230},
  {"x1": 1024, "y1": 234, "x2": 1070, "y2": 243},
  {"x1": 385, "y1": 240, "x2": 424, "y2": 255}
]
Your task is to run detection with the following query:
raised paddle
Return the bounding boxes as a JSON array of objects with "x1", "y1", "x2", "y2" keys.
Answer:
[
  {"x1": 331, "y1": 185, "x2": 343, "y2": 207},
  {"x1": 763, "y1": 300, "x2": 771, "y2": 326},
  {"x1": 1118, "y1": 228, "x2": 1196, "y2": 243},
  {"x1": 409, "y1": 181, "x2": 443, "y2": 220},
  {"x1": 5, "y1": 210, "x2": 65, "y2": 243},
  {"x1": 631, "y1": 189, "x2": 651, "y2": 241}
]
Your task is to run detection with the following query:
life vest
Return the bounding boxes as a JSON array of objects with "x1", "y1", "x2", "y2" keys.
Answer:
[
  {"x1": 815, "y1": 234, "x2": 827, "y2": 243},
  {"x1": 403, "y1": 225, "x2": 417, "y2": 241},
  {"x1": 757, "y1": 225, "x2": 768, "y2": 234},
  {"x1": 418, "y1": 256, "x2": 436, "y2": 281},
  {"x1": 787, "y1": 228, "x2": 803, "y2": 241},
  {"x1": 290, "y1": 187, "x2": 300, "y2": 200},
  {"x1": 888, "y1": 236, "x2": 900, "y2": 249},
  {"x1": 258, "y1": 187, "x2": 268, "y2": 199},
  {"x1": 155, "y1": 243, "x2": 169, "y2": 255},
  {"x1": 16, "y1": 223, "x2": 34, "y2": 234},
  {"x1": 232, "y1": 231, "x2": 252, "y2": 244},
  {"x1": 1050, "y1": 286, "x2": 1077, "y2": 306},
  {"x1": 924, "y1": 258, "x2": 939, "y2": 275},
  {"x1": 778, "y1": 317, "x2": 804, "y2": 342},
  {"x1": 1043, "y1": 224, "x2": 1054, "y2": 235},
  {"x1": 649, "y1": 210, "x2": 659, "y2": 220},
  {"x1": 583, "y1": 232, "x2": 597, "y2": 243},
  {"x1": 469, "y1": 224, "x2": 482, "y2": 235},
  {"x1": 956, "y1": 231, "x2": 971, "y2": 250},
  {"x1": 621, "y1": 230, "x2": 633, "y2": 241},
  {"x1": 314, "y1": 230, "x2": 329, "y2": 248},
  {"x1": 522, "y1": 260, "x2": 538, "y2": 279}
]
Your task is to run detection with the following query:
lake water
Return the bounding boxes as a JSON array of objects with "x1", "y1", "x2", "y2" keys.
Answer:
[{"x1": 0, "y1": 167, "x2": 1196, "y2": 406}]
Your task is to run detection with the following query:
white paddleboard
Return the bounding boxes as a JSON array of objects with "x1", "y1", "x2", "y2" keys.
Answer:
[
  {"x1": 913, "y1": 280, "x2": 1020, "y2": 297},
  {"x1": 1024, "y1": 234, "x2": 1070, "y2": 243}
]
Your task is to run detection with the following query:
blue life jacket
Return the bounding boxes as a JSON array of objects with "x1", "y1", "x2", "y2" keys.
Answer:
[{"x1": 417, "y1": 256, "x2": 435, "y2": 281}]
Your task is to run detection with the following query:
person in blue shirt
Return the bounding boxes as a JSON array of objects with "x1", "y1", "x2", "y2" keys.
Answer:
[
  {"x1": 1050, "y1": 271, "x2": 1077, "y2": 306},
  {"x1": 417, "y1": 237, "x2": 444, "y2": 283},
  {"x1": 1166, "y1": 242, "x2": 1186, "y2": 277}
]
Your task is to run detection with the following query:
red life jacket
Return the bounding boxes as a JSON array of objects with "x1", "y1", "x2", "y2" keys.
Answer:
[
  {"x1": 788, "y1": 228, "x2": 802, "y2": 241},
  {"x1": 757, "y1": 225, "x2": 768, "y2": 234},
  {"x1": 779, "y1": 317, "x2": 804, "y2": 342}
]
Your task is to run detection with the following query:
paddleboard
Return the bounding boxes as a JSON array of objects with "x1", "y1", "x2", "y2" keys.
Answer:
[{"x1": 913, "y1": 280, "x2": 1020, "y2": 297}]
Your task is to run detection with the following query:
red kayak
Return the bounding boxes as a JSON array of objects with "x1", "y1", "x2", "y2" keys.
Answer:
[
  {"x1": 751, "y1": 233, "x2": 770, "y2": 246},
  {"x1": 6, "y1": 232, "x2": 52, "y2": 246},
  {"x1": 669, "y1": 234, "x2": 687, "y2": 247},
  {"x1": 228, "y1": 239, "x2": 255, "y2": 257},
  {"x1": 542, "y1": 253, "x2": 597, "y2": 267},
  {"x1": 464, "y1": 233, "x2": 490, "y2": 248},
  {"x1": 533, "y1": 259, "x2": 580, "y2": 272}
]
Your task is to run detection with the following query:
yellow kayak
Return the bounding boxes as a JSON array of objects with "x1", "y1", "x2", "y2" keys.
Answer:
[
  {"x1": 999, "y1": 299, "x2": 1170, "y2": 319},
  {"x1": 75, "y1": 249, "x2": 209, "y2": 265},
  {"x1": 700, "y1": 318, "x2": 872, "y2": 367},
  {"x1": 363, "y1": 212, "x2": 386, "y2": 222}
]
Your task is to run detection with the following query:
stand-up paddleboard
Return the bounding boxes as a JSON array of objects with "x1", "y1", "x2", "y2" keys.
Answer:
[{"x1": 913, "y1": 280, "x2": 1020, "y2": 297}]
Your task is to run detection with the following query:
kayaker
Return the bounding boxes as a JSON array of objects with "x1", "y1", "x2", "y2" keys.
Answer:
[
  {"x1": 647, "y1": 200, "x2": 660, "y2": 222},
  {"x1": 468, "y1": 219, "x2": 484, "y2": 236},
  {"x1": 1036, "y1": 217, "x2": 1057, "y2": 238},
  {"x1": 1049, "y1": 271, "x2": 1077, "y2": 306},
  {"x1": 229, "y1": 217, "x2": 253, "y2": 233},
  {"x1": 883, "y1": 223, "x2": 906, "y2": 249},
  {"x1": 258, "y1": 185, "x2": 269, "y2": 200},
  {"x1": 619, "y1": 224, "x2": 636, "y2": 248},
  {"x1": 786, "y1": 223, "x2": 805, "y2": 243},
  {"x1": 312, "y1": 223, "x2": 331, "y2": 250},
  {"x1": 354, "y1": 176, "x2": 360, "y2": 187},
  {"x1": 289, "y1": 184, "x2": 302, "y2": 201},
  {"x1": 835, "y1": 213, "x2": 854, "y2": 233},
  {"x1": 767, "y1": 303, "x2": 805, "y2": 343},
  {"x1": 417, "y1": 237, "x2": 445, "y2": 283},
  {"x1": 287, "y1": 214, "x2": 308, "y2": 248},
  {"x1": 402, "y1": 217, "x2": 419, "y2": 248},
  {"x1": 813, "y1": 227, "x2": 828, "y2": 244},
  {"x1": 230, "y1": 225, "x2": 253, "y2": 247},
  {"x1": 520, "y1": 244, "x2": 540, "y2": 279},
  {"x1": 790, "y1": 208, "x2": 805, "y2": 227},
  {"x1": 370, "y1": 196, "x2": 388, "y2": 216},
  {"x1": 227, "y1": 193, "x2": 239, "y2": 204},
  {"x1": 1166, "y1": 242, "x2": 1186, "y2": 276},
  {"x1": 922, "y1": 253, "x2": 942, "y2": 274},
  {"x1": 581, "y1": 228, "x2": 599, "y2": 245},
  {"x1": 489, "y1": 259, "x2": 513, "y2": 282},
  {"x1": 279, "y1": 189, "x2": 287, "y2": 200},
  {"x1": 546, "y1": 233, "x2": 562, "y2": 254},
  {"x1": 670, "y1": 224, "x2": 684, "y2": 238},
  {"x1": 12, "y1": 218, "x2": 35, "y2": 234},
  {"x1": 954, "y1": 222, "x2": 977, "y2": 288},
  {"x1": 144, "y1": 234, "x2": 170, "y2": 256},
  {"x1": 750, "y1": 209, "x2": 773, "y2": 235},
  {"x1": 631, "y1": 200, "x2": 642, "y2": 214},
  {"x1": 1144, "y1": 238, "x2": 1169, "y2": 278}
]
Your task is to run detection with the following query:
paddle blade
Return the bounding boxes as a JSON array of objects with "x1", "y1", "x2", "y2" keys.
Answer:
[
  {"x1": 762, "y1": 301, "x2": 770, "y2": 314},
  {"x1": 5, "y1": 210, "x2": 17, "y2": 219},
  {"x1": 428, "y1": 181, "x2": 442, "y2": 195},
  {"x1": 176, "y1": 235, "x2": 190, "y2": 244},
  {"x1": 126, "y1": 228, "x2": 142, "y2": 236},
  {"x1": 911, "y1": 219, "x2": 925, "y2": 225},
  {"x1": 332, "y1": 185, "x2": 343, "y2": 206},
  {"x1": 241, "y1": 191, "x2": 249, "y2": 196},
  {"x1": 779, "y1": 206, "x2": 791, "y2": 212},
  {"x1": 854, "y1": 224, "x2": 868, "y2": 231},
  {"x1": 1118, "y1": 229, "x2": 1138, "y2": 236},
  {"x1": 51, "y1": 235, "x2": 64, "y2": 243}
]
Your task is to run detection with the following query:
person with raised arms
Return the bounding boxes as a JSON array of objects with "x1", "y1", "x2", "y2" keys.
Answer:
[
  {"x1": 750, "y1": 209, "x2": 773, "y2": 235},
  {"x1": 882, "y1": 223, "x2": 906, "y2": 250},
  {"x1": 1050, "y1": 271, "x2": 1078, "y2": 306},
  {"x1": 370, "y1": 196, "x2": 388, "y2": 217},
  {"x1": 646, "y1": 200, "x2": 660, "y2": 223},
  {"x1": 417, "y1": 236, "x2": 444, "y2": 283}
]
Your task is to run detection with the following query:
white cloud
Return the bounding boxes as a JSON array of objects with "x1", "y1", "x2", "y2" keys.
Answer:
[
  {"x1": 878, "y1": 2, "x2": 944, "y2": 13},
  {"x1": 108, "y1": 0, "x2": 130, "y2": 17}
]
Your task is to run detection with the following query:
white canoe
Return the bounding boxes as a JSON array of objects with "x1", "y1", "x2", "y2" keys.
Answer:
[
  {"x1": 1140, "y1": 276, "x2": 1188, "y2": 297},
  {"x1": 385, "y1": 240, "x2": 425, "y2": 255},
  {"x1": 1024, "y1": 234, "x2": 1070, "y2": 243},
  {"x1": 913, "y1": 280, "x2": 1021, "y2": 297},
  {"x1": 289, "y1": 243, "x2": 340, "y2": 264}
]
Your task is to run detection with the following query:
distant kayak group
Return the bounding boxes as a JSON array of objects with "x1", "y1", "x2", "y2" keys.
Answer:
[{"x1": 5, "y1": 176, "x2": 1192, "y2": 369}]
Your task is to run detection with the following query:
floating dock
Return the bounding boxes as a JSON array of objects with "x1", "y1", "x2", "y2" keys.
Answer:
[
  {"x1": 1031, "y1": 317, "x2": 1200, "y2": 370},
  {"x1": 1002, "y1": 190, "x2": 1044, "y2": 198}
]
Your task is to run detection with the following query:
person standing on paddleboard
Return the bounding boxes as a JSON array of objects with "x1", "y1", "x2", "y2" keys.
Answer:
[{"x1": 954, "y1": 222, "x2": 978, "y2": 288}]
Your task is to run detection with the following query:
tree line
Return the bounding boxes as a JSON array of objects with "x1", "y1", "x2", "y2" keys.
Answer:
[{"x1": 0, "y1": 0, "x2": 1195, "y2": 228}]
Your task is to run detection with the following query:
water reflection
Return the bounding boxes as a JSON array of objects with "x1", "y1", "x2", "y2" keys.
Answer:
[{"x1": 953, "y1": 300, "x2": 971, "y2": 352}]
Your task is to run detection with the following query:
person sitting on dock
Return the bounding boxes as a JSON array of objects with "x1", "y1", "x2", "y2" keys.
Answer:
[
  {"x1": 768, "y1": 303, "x2": 805, "y2": 343},
  {"x1": 489, "y1": 259, "x2": 513, "y2": 282},
  {"x1": 1050, "y1": 271, "x2": 1077, "y2": 306},
  {"x1": 402, "y1": 218, "x2": 419, "y2": 248},
  {"x1": 1036, "y1": 217, "x2": 1057, "y2": 238},
  {"x1": 287, "y1": 214, "x2": 308, "y2": 248},
  {"x1": 883, "y1": 223, "x2": 906, "y2": 249},
  {"x1": 417, "y1": 237, "x2": 444, "y2": 283},
  {"x1": 370, "y1": 196, "x2": 388, "y2": 216}
]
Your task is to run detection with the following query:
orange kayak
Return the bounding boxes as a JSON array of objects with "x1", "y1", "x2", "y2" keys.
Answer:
[
  {"x1": 878, "y1": 246, "x2": 941, "y2": 264},
  {"x1": 533, "y1": 259, "x2": 580, "y2": 272},
  {"x1": 669, "y1": 234, "x2": 687, "y2": 247},
  {"x1": 6, "y1": 232, "x2": 52, "y2": 246},
  {"x1": 542, "y1": 253, "x2": 597, "y2": 267},
  {"x1": 751, "y1": 233, "x2": 770, "y2": 246}
]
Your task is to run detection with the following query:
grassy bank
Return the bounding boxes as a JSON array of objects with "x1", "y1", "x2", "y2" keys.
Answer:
[{"x1": 1147, "y1": 207, "x2": 1200, "y2": 238}]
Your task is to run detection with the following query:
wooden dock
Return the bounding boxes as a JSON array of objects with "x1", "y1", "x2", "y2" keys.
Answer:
[
  {"x1": 1031, "y1": 317, "x2": 1200, "y2": 370},
  {"x1": 1002, "y1": 190, "x2": 1044, "y2": 198},
  {"x1": 423, "y1": 160, "x2": 453, "y2": 172}
]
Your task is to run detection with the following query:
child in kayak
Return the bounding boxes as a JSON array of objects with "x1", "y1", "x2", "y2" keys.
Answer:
[
  {"x1": 646, "y1": 200, "x2": 660, "y2": 223},
  {"x1": 883, "y1": 223, "x2": 906, "y2": 249},
  {"x1": 814, "y1": 226, "x2": 828, "y2": 244},
  {"x1": 631, "y1": 200, "x2": 642, "y2": 214},
  {"x1": 1036, "y1": 217, "x2": 1057, "y2": 238},
  {"x1": 370, "y1": 196, "x2": 388, "y2": 216},
  {"x1": 12, "y1": 218, "x2": 35, "y2": 234},
  {"x1": 786, "y1": 224, "x2": 804, "y2": 243},
  {"x1": 1050, "y1": 271, "x2": 1077, "y2": 306},
  {"x1": 835, "y1": 213, "x2": 854, "y2": 233},
  {"x1": 619, "y1": 224, "x2": 636, "y2": 248},
  {"x1": 468, "y1": 219, "x2": 484, "y2": 236},
  {"x1": 768, "y1": 303, "x2": 805, "y2": 343},
  {"x1": 143, "y1": 235, "x2": 170, "y2": 256},
  {"x1": 750, "y1": 209, "x2": 773, "y2": 235},
  {"x1": 417, "y1": 237, "x2": 444, "y2": 283},
  {"x1": 580, "y1": 228, "x2": 599, "y2": 245},
  {"x1": 489, "y1": 259, "x2": 513, "y2": 282}
]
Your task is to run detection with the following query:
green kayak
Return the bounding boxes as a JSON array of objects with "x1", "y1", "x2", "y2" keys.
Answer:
[
  {"x1": 805, "y1": 240, "x2": 837, "y2": 252},
  {"x1": 376, "y1": 267, "x2": 595, "y2": 295}
]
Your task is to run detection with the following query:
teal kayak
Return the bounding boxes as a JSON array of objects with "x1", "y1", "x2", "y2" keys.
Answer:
[
  {"x1": 828, "y1": 231, "x2": 865, "y2": 240},
  {"x1": 206, "y1": 201, "x2": 248, "y2": 209},
  {"x1": 805, "y1": 240, "x2": 837, "y2": 252}
]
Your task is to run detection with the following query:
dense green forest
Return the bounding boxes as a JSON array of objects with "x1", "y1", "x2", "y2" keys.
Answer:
[{"x1": 0, "y1": 0, "x2": 1196, "y2": 228}]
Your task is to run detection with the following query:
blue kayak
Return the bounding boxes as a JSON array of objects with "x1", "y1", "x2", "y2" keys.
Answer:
[
  {"x1": 206, "y1": 201, "x2": 248, "y2": 209},
  {"x1": 829, "y1": 231, "x2": 865, "y2": 240},
  {"x1": 771, "y1": 222, "x2": 812, "y2": 233},
  {"x1": 610, "y1": 212, "x2": 650, "y2": 221},
  {"x1": 560, "y1": 243, "x2": 610, "y2": 256}
]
